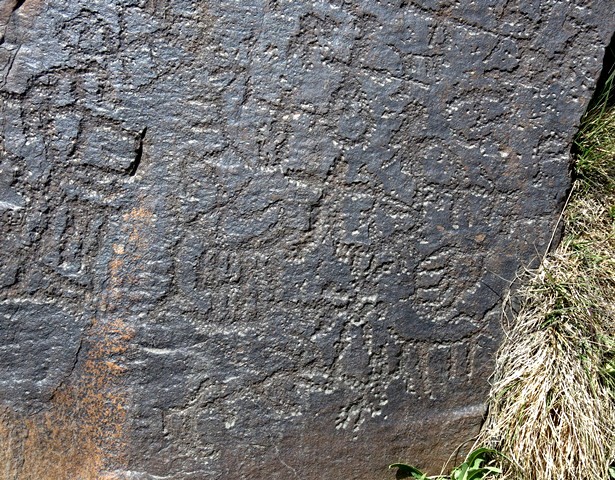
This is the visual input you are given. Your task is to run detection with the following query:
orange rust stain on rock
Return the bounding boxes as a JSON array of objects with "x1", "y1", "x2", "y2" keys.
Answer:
[
  {"x1": 0, "y1": 403, "x2": 104, "y2": 479},
  {"x1": 123, "y1": 207, "x2": 154, "y2": 249},
  {"x1": 124, "y1": 206, "x2": 153, "y2": 220},
  {"x1": 0, "y1": 205, "x2": 154, "y2": 479}
]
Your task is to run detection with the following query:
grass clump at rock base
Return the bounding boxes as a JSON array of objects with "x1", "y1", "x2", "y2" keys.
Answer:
[{"x1": 477, "y1": 68, "x2": 615, "y2": 480}]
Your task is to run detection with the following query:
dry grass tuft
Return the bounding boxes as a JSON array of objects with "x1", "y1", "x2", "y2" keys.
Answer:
[{"x1": 479, "y1": 69, "x2": 615, "y2": 480}]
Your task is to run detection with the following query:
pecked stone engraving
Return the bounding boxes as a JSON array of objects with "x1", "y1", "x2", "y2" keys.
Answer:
[{"x1": 0, "y1": 0, "x2": 613, "y2": 478}]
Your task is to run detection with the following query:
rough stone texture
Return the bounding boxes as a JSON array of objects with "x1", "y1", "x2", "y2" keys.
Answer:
[{"x1": 0, "y1": 0, "x2": 613, "y2": 478}]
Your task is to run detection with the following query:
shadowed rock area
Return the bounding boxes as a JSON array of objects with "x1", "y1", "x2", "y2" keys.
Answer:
[{"x1": 0, "y1": 0, "x2": 613, "y2": 478}]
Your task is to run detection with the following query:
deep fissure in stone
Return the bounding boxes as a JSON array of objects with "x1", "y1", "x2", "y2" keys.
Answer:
[{"x1": 592, "y1": 32, "x2": 615, "y2": 109}]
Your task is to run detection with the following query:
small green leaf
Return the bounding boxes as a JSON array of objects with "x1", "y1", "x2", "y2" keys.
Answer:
[
  {"x1": 451, "y1": 463, "x2": 469, "y2": 480},
  {"x1": 464, "y1": 447, "x2": 499, "y2": 465},
  {"x1": 467, "y1": 469, "x2": 494, "y2": 480},
  {"x1": 389, "y1": 463, "x2": 428, "y2": 480}
]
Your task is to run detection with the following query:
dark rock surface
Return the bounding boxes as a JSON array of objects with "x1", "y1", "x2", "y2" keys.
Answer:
[{"x1": 0, "y1": 0, "x2": 612, "y2": 478}]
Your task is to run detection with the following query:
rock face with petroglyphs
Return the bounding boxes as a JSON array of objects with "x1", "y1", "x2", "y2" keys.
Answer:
[{"x1": 0, "y1": 0, "x2": 613, "y2": 478}]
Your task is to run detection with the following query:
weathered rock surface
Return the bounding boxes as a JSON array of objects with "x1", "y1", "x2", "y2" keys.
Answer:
[{"x1": 0, "y1": 0, "x2": 613, "y2": 478}]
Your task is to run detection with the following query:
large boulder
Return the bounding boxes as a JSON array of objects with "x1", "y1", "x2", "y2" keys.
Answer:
[{"x1": 0, "y1": 0, "x2": 612, "y2": 478}]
